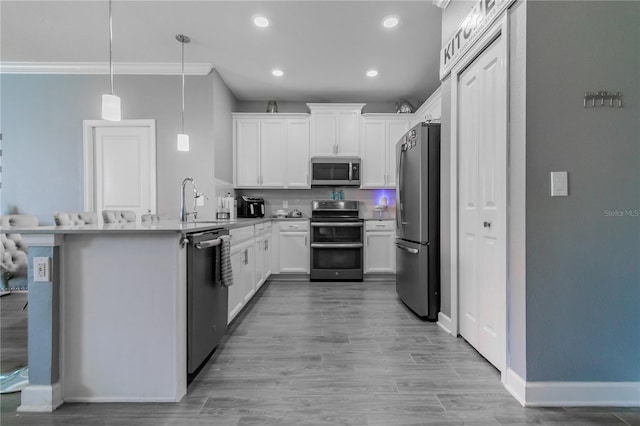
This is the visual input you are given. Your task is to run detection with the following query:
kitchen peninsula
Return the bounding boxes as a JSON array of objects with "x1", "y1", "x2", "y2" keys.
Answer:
[{"x1": 10, "y1": 219, "x2": 264, "y2": 412}]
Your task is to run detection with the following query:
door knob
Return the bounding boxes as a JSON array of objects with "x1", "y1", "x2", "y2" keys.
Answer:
[{"x1": 483, "y1": 221, "x2": 492, "y2": 228}]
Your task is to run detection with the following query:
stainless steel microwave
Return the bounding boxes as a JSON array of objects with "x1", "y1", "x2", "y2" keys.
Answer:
[{"x1": 310, "y1": 157, "x2": 361, "y2": 187}]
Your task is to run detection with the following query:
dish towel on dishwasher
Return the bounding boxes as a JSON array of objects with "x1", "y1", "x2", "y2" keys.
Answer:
[{"x1": 219, "y1": 235, "x2": 233, "y2": 287}]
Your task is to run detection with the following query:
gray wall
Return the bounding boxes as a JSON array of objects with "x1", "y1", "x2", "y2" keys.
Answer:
[
  {"x1": 439, "y1": 78, "x2": 452, "y2": 319},
  {"x1": 212, "y1": 69, "x2": 237, "y2": 183},
  {"x1": 441, "y1": 0, "x2": 640, "y2": 383},
  {"x1": 507, "y1": 0, "x2": 528, "y2": 379},
  {"x1": 524, "y1": 0, "x2": 640, "y2": 382},
  {"x1": 1, "y1": 72, "x2": 237, "y2": 224}
]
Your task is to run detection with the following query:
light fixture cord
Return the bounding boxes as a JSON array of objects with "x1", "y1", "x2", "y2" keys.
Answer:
[
  {"x1": 181, "y1": 39, "x2": 185, "y2": 133},
  {"x1": 108, "y1": 0, "x2": 114, "y2": 95}
]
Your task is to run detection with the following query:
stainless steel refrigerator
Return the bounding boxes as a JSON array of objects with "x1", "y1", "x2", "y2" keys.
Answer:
[{"x1": 395, "y1": 122, "x2": 440, "y2": 320}]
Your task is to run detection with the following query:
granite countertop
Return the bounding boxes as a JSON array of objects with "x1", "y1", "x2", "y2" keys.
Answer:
[{"x1": 3, "y1": 218, "x2": 275, "y2": 235}]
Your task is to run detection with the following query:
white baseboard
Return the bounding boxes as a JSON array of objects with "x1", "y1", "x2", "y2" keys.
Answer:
[
  {"x1": 18, "y1": 383, "x2": 63, "y2": 412},
  {"x1": 504, "y1": 369, "x2": 640, "y2": 407},
  {"x1": 504, "y1": 368, "x2": 527, "y2": 406},
  {"x1": 63, "y1": 396, "x2": 181, "y2": 403},
  {"x1": 525, "y1": 381, "x2": 640, "y2": 407},
  {"x1": 437, "y1": 312, "x2": 453, "y2": 335}
]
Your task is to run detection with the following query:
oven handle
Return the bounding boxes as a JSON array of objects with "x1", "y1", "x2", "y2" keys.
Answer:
[
  {"x1": 311, "y1": 243, "x2": 364, "y2": 249},
  {"x1": 195, "y1": 238, "x2": 222, "y2": 249},
  {"x1": 311, "y1": 222, "x2": 363, "y2": 227}
]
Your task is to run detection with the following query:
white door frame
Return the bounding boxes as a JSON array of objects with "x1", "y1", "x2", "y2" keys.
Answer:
[
  {"x1": 82, "y1": 119, "x2": 157, "y2": 212},
  {"x1": 449, "y1": 16, "x2": 510, "y2": 378}
]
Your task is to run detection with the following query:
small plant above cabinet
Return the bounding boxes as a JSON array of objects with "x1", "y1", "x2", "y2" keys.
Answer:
[
  {"x1": 307, "y1": 103, "x2": 365, "y2": 157},
  {"x1": 233, "y1": 113, "x2": 310, "y2": 189}
]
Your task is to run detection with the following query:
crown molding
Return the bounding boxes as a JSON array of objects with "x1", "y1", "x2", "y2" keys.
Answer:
[{"x1": 0, "y1": 62, "x2": 213, "y2": 76}]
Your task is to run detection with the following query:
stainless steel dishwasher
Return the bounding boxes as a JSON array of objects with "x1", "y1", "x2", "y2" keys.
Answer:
[{"x1": 187, "y1": 228, "x2": 228, "y2": 378}]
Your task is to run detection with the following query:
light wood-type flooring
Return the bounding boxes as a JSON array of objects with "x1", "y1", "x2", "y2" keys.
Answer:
[{"x1": 1, "y1": 282, "x2": 638, "y2": 425}]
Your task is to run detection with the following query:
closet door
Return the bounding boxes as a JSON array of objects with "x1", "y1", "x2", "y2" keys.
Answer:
[{"x1": 457, "y1": 34, "x2": 507, "y2": 372}]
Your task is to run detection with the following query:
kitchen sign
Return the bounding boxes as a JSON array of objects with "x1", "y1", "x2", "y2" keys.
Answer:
[{"x1": 439, "y1": 0, "x2": 513, "y2": 79}]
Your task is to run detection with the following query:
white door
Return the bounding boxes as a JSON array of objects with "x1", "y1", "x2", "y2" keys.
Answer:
[
  {"x1": 83, "y1": 120, "x2": 156, "y2": 222},
  {"x1": 457, "y1": 35, "x2": 507, "y2": 371}
]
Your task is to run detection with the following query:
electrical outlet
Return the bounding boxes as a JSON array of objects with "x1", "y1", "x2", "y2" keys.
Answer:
[
  {"x1": 283, "y1": 200, "x2": 288, "y2": 208},
  {"x1": 196, "y1": 196, "x2": 205, "y2": 207},
  {"x1": 33, "y1": 257, "x2": 51, "y2": 282}
]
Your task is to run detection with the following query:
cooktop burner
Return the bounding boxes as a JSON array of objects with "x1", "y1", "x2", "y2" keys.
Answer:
[{"x1": 311, "y1": 200, "x2": 360, "y2": 220}]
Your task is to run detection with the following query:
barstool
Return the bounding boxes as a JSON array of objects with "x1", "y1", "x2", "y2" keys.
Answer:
[
  {"x1": 1, "y1": 215, "x2": 39, "y2": 291},
  {"x1": 54, "y1": 211, "x2": 99, "y2": 226},
  {"x1": 102, "y1": 210, "x2": 136, "y2": 224}
]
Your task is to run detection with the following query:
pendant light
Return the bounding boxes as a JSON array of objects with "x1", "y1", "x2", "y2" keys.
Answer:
[
  {"x1": 101, "y1": 0, "x2": 121, "y2": 121},
  {"x1": 176, "y1": 34, "x2": 190, "y2": 152}
]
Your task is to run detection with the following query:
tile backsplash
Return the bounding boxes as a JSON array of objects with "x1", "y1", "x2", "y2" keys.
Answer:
[{"x1": 235, "y1": 188, "x2": 395, "y2": 219}]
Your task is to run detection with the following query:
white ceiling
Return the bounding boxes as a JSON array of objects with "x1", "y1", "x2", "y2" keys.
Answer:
[{"x1": 1, "y1": 1, "x2": 443, "y2": 104}]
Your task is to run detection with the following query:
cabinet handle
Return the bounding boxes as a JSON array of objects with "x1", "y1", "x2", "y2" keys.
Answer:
[
  {"x1": 244, "y1": 249, "x2": 248, "y2": 265},
  {"x1": 366, "y1": 236, "x2": 369, "y2": 246},
  {"x1": 305, "y1": 235, "x2": 308, "y2": 246}
]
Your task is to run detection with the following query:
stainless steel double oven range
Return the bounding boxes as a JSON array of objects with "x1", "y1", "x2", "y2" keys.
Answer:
[{"x1": 310, "y1": 200, "x2": 364, "y2": 281}]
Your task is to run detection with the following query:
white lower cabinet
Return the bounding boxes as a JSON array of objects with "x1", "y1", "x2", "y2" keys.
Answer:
[
  {"x1": 255, "y1": 222, "x2": 272, "y2": 289},
  {"x1": 364, "y1": 220, "x2": 396, "y2": 274},
  {"x1": 273, "y1": 220, "x2": 309, "y2": 274},
  {"x1": 228, "y1": 226, "x2": 256, "y2": 324}
]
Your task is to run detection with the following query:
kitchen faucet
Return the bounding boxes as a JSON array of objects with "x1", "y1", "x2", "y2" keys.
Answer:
[{"x1": 180, "y1": 177, "x2": 199, "y2": 222}]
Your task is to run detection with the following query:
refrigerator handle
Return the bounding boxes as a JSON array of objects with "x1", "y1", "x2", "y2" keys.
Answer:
[
  {"x1": 395, "y1": 242, "x2": 419, "y2": 254},
  {"x1": 396, "y1": 141, "x2": 404, "y2": 231}
]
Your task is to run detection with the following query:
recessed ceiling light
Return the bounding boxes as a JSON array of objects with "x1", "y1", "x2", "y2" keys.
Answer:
[
  {"x1": 253, "y1": 16, "x2": 270, "y2": 28},
  {"x1": 272, "y1": 69, "x2": 284, "y2": 77},
  {"x1": 381, "y1": 15, "x2": 399, "y2": 29},
  {"x1": 366, "y1": 70, "x2": 378, "y2": 77}
]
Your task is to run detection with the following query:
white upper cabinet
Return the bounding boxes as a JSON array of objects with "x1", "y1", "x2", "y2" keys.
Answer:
[
  {"x1": 412, "y1": 86, "x2": 442, "y2": 127},
  {"x1": 361, "y1": 115, "x2": 411, "y2": 188},
  {"x1": 285, "y1": 119, "x2": 311, "y2": 188},
  {"x1": 233, "y1": 114, "x2": 310, "y2": 189},
  {"x1": 235, "y1": 119, "x2": 261, "y2": 187},
  {"x1": 260, "y1": 120, "x2": 286, "y2": 187},
  {"x1": 307, "y1": 103, "x2": 365, "y2": 157}
]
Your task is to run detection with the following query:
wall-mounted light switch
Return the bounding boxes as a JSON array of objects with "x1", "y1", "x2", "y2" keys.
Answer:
[
  {"x1": 551, "y1": 171, "x2": 568, "y2": 196},
  {"x1": 33, "y1": 256, "x2": 51, "y2": 282}
]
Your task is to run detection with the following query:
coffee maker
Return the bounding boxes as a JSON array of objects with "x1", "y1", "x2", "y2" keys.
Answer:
[{"x1": 236, "y1": 196, "x2": 265, "y2": 218}]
